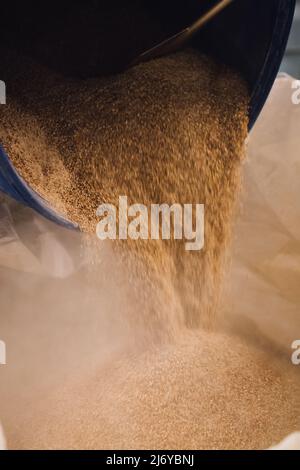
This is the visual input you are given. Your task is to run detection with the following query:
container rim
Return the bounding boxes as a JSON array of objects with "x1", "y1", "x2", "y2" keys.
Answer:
[
  {"x1": 248, "y1": 0, "x2": 296, "y2": 129},
  {"x1": 0, "y1": 145, "x2": 78, "y2": 230}
]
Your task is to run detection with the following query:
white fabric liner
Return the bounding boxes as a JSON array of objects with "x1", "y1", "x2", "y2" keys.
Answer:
[{"x1": 0, "y1": 76, "x2": 299, "y2": 450}]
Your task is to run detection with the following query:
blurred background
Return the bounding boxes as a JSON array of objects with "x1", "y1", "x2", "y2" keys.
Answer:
[{"x1": 282, "y1": 0, "x2": 300, "y2": 77}]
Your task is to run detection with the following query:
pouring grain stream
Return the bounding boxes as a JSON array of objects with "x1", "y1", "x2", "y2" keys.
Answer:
[
  {"x1": 0, "y1": 47, "x2": 248, "y2": 333},
  {"x1": 0, "y1": 40, "x2": 299, "y2": 449}
]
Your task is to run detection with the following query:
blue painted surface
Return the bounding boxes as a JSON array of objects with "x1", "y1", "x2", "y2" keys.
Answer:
[
  {"x1": 0, "y1": 145, "x2": 78, "y2": 230},
  {"x1": 248, "y1": 0, "x2": 296, "y2": 128}
]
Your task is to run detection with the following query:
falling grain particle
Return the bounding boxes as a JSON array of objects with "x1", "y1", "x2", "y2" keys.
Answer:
[
  {"x1": 2, "y1": 42, "x2": 298, "y2": 451},
  {"x1": 0, "y1": 48, "x2": 248, "y2": 332}
]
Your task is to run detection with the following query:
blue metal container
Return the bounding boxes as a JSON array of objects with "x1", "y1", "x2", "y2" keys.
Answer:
[
  {"x1": 0, "y1": 0, "x2": 296, "y2": 229},
  {"x1": 0, "y1": 146, "x2": 78, "y2": 229}
]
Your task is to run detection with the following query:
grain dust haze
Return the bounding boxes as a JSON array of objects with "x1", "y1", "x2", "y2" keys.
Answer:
[{"x1": 0, "y1": 39, "x2": 299, "y2": 449}]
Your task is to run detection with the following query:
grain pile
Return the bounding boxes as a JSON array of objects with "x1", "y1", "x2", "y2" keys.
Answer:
[
  {"x1": 2, "y1": 17, "x2": 299, "y2": 450},
  {"x1": 11, "y1": 331, "x2": 300, "y2": 450},
  {"x1": 0, "y1": 46, "x2": 248, "y2": 336}
]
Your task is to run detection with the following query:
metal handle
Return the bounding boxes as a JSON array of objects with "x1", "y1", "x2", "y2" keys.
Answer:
[{"x1": 131, "y1": 0, "x2": 235, "y2": 67}]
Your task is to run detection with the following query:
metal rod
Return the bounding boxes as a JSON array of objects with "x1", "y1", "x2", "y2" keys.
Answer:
[{"x1": 131, "y1": 0, "x2": 235, "y2": 67}]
